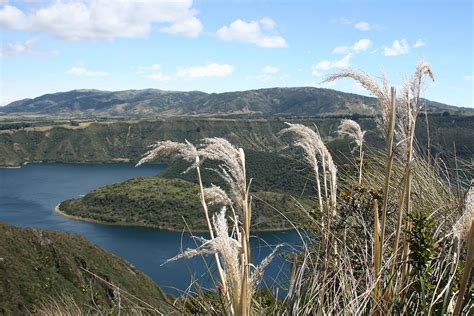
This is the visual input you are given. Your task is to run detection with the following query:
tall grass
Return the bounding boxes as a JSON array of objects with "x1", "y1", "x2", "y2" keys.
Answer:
[
  {"x1": 40, "y1": 60, "x2": 472, "y2": 314},
  {"x1": 137, "y1": 138, "x2": 283, "y2": 315},
  {"x1": 132, "y1": 60, "x2": 472, "y2": 315},
  {"x1": 277, "y1": 60, "x2": 470, "y2": 314}
]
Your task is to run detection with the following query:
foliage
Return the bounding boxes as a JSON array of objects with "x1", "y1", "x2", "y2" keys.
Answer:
[
  {"x1": 59, "y1": 176, "x2": 307, "y2": 231},
  {"x1": 0, "y1": 222, "x2": 175, "y2": 314}
]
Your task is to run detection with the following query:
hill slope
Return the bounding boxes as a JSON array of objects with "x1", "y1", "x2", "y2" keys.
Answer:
[
  {"x1": 1, "y1": 87, "x2": 467, "y2": 117},
  {"x1": 0, "y1": 222, "x2": 175, "y2": 314},
  {"x1": 1, "y1": 117, "x2": 472, "y2": 168}
]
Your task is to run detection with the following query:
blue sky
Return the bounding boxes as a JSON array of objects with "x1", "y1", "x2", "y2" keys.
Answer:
[{"x1": 0, "y1": 0, "x2": 472, "y2": 107}]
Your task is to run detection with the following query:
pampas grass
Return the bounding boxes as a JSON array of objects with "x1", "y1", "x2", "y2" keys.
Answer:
[
  {"x1": 138, "y1": 138, "x2": 283, "y2": 315},
  {"x1": 338, "y1": 119, "x2": 366, "y2": 184},
  {"x1": 325, "y1": 68, "x2": 397, "y2": 309},
  {"x1": 129, "y1": 60, "x2": 472, "y2": 315}
]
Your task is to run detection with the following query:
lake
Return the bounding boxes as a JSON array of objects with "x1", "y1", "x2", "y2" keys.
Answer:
[{"x1": 0, "y1": 163, "x2": 302, "y2": 295}]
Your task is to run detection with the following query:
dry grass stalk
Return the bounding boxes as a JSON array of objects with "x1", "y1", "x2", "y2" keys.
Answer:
[
  {"x1": 324, "y1": 68, "x2": 398, "y2": 306},
  {"x1": 394, "y1": 60, "x2": 435, "y2": 294},
  {"x1": 198, "y1": 138, "x2": 253, "y2": 314},
  {"x1": 453, "y1": 189, "x2": 473, "y2": 316},
  {"x1": 136, "y1": 140, "x2": 228, "y2": 299},
  {"x1": 372, "y1": 199, "x2": 382, "y2": 313},
  {"x1": 139, "y1": 138, "x2": 280, "y2": 315},
  {"x1": 280, "y1": 122, "x2": 338, "y2": 238},
  {"x1": 453, "y1": 217, "x2": 474, "y2": 316},
  {"x1": 338, "y1": 119, "x2": 366, "y2": 184},
  {"x1": 323, "y1": 69, "x2": 391, "y2": 134}
]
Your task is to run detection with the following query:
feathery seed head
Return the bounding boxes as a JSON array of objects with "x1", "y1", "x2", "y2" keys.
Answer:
[
  {"x1": 136, "y1": 140, "x2": 198, "y2": 170},
  {"x1": 323, "y1": 69, "x2": 391, "y2": 134},
  {"x1": 414, "y1": 59, "x2": 435, "y2": 83},
  {"x1": 199, "y1": 138, "x2": 246, "y2": 208},
  {"x1": 165, "y1": 207, "x2": 242, "y2": 287},
  {"x1": 204, "y1": 184, "x2": 233, "y2": 207},
  {"x1": 338, "y1": 119, "x2": 365, "y2": 148},
  {"x1": 280, "y1": 122, "x2": 324, "y2": 170}
]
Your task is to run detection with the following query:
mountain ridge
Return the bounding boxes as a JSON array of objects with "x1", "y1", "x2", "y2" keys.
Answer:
[{"x1": 2, "y1": 87, "x2": 469, "y2": 117}]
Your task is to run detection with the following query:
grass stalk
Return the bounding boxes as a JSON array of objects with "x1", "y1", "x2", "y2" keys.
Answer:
[
  {"x1": 373, "y1": 199, "x2": 382, "y2": 313},
  {"x1": 359, "y1": 143, "x2": 364, "y2": 185},
  {"x1": 380, "y1": 86, "x2": 397, "y2": 252},
  {"x1": 195, "y1": 156, "x2": 228, "y2": 294},
  {"x1": 453, "y1": 219, "x2": 474, "y2": 316}
]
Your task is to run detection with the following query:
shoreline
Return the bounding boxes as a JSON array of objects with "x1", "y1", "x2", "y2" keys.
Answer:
[
  {"x1": 1, "y1": 160, "x2": 142, "y2": 169},
  {"x1": 53, "y1": 204, "x2": 296, "y2": 233}
]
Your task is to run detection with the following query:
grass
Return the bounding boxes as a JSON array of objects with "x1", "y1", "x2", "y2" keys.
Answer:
[
  {"x1": 10, "y1": 60, "x2": 474, "y2": 314},
  {"x1": 135, "y1": 60, "x2": 472, "y2": 315}
]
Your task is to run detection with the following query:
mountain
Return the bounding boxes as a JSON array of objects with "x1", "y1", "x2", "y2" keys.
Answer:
[
  {"x1": 1, "y1": 87, "x2": 468, "y2": 117},
  {"x1": 0, "y1": 222, "x2": 175, "y2": 314}
]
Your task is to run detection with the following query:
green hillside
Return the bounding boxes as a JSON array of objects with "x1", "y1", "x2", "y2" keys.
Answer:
[
  {"x1": 0, "y1": 222, "x2": 175, "y2": 314},
  {"x1": 0, "y1": 116, "x2": 471, "y2": 168}
]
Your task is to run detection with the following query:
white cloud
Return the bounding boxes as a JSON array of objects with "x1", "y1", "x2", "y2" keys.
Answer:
[
  {"x1": 144, "y1": 73, "x2": 171, "y2": 81},
  {"x1": 262, "y1": 65, "x2": 279, "y2": 74},
  {"x1": 216, "y1": 18, "x2": 287, "y2": 48},
  {"x1": 176, "y1": 63, "x2": 234, "y2": 79},
  {"x1": 354, "y1": 21, "x2": 371, "y2": 31},
  {"x1": 159, "y1": 16, "x2": 203, "y2": 38},
  {"x1": 139, "y1": 64, "x2": 170, "y2": 80},
  {"x1": 413, "y1": 39, "x2": 426, "y2": 48},
  {"x1": 0, "y1": 5, "x2": 29, "y2": 29},
  {"x1": 150, "y1": 64, "x2": 161, "y2": 71},
  {"x1": 0, "y1": 0, "x2": 203, "y2": 41},
  {"x1": 256, "y1": 66, "x2": 286, "y2": 82},
  {"x1": 352, "y1": 38, "x2": 372, "y2": 52},
  {"x1": 1, "y1": 37, "x2": 37, "y2": 56},
  {"x1": 464, "y1": 75, "x2": 473, "y2": 81},
  {"x1": 333, "y1": 38, "x2": 371, "y2": 55},
  {"x1": 312, "y1": 53, "x2": 352, "y2": 76},
  {"x1": 332, "y1": 46, "x2": 349, "y2": 54},
  {"x1": 66, "y1": 67, "x2": 109, "y2": 77},
  {"x1": 384, "y1": 39, "x2": 410, "y2": 56},
  {"x1": 259, "y1": 17, "x2": 276, "y2": 30}
]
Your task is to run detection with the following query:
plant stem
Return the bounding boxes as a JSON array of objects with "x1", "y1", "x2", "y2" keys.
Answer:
[
  {"x1": 195, "y1": 158, "x2": 228, "y2": 295},
  {"x1": 453, "y1": 220, "x2": 474, "y2": 315},
  {"x1": 379, "y1": 86, "x2": 397, "y2": 267},
  {"x1": 373, "y1": 200, "x2": 382, "y2": 314},
  {"x1": 359, "y1": 144, "x2": 364, "y2": 185}
]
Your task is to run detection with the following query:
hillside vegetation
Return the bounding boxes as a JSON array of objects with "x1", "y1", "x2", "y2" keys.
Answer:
[
  {"x1": 0, "y1": 222, "x2": 175, "y2": 314},
  {"x1": 2, "y1": 87, "x2": 469, "y2": 117},
  {"x1": 0, "y1": 116, "x2": 472, "y2": 168}
]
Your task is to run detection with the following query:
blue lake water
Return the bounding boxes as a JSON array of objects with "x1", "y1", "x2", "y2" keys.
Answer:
[{"x1": 0, "y1": 163, "x2": 302, "y2": 295}]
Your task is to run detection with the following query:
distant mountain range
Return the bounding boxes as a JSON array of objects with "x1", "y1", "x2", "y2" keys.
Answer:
[{"x1": 1, "y1": 87, "x2": 470, "y2": 117}]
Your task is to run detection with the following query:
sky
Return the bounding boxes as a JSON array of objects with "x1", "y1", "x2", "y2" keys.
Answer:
[{"x1": 0, "y1": 0, "x2": 473, "y2": 107}]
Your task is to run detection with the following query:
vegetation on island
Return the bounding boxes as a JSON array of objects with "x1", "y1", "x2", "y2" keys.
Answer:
[{"x1": 58, "y1": 175, "x2": 308, "y2": 231}]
